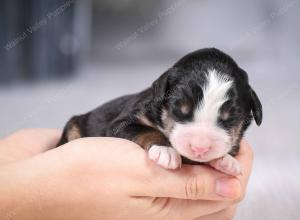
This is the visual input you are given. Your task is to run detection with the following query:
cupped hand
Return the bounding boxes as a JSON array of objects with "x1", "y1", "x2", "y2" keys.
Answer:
[{"x1": 0, "y1": 129, "x2": 253, "y2": 220}]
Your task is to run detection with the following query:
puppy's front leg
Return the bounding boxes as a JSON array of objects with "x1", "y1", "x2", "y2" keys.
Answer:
[
  {"x1": 148, "y1": 145, "x2": 182, "y2": 169},
  {"x1": 208, "y1": 154, "x2": 242, "y2": 176},
  {"x1": 109, "y1": 120, "x2": 182, "y2": 169},
  {"x1": 134, "y1": 130, "x2": 182, "y2": 170}
]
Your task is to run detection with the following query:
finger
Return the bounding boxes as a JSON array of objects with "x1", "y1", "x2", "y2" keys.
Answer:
[
  {"x1": 193, "y1": 205, "x2": 237, "y2": 220},
  {"x1": 0, "y1": 129, "x2": 61, "y2": 165},
  {"x1": 167, "y1": 199, "x2": 229, "y2": 220},
  {"x1": 135, "y1": 140, "x2": 254, "y2": 201},
  {"x1": 234, "y1": 139, "x2": 254, "y2": 199},
  {"x1": 209, "y1": 154, "x2": 242, "y2": 176},
  {"x1": 68, "y1": 137, "x2": 247, "y2": 202},
  {"x1": 136, "y1": 162, "x2": 242, "y2": 201}
]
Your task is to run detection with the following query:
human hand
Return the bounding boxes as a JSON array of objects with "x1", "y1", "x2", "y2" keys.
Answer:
[
  {"x1": 0, "y1": 130, "x2": 253, "y2": 220},
  {"x1": 0, "y1": 129, "x2": 61, "y2": 165},
  {"x1": 195, "y1": 139, "x2": 253, "y2": 220}
]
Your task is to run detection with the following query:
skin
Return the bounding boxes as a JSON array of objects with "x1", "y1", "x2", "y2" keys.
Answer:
[{"x1": 0, "y1": 129, "x2": 253, "y2": 220}]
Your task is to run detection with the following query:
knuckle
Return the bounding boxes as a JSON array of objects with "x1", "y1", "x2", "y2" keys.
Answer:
[
  {"x1": 185, "y1": 175, "x2": 206, "y2": 200},
  {"x1": 222, "y1": 211, "x2": 236, "y2": 220},
  {"x1": 222, "y1": 206, "x2": 237, "y2": 220},
  {"x1": 249, "y1": 147, "x2": 254, "y2": 161},
  {"x1": 245, "y1": 143, "x2": 254, "y2": 160},
  {"x1": 242, "y1": 140, "x2": 254, "y2": 159},
  {"x1": 233, "y1": 190, "x2": 246, "y2": 204}
]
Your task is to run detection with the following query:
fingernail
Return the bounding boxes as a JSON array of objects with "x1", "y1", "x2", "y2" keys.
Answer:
[{"x1": 216, "y1": 178, "x2": 241, "y2": 199}]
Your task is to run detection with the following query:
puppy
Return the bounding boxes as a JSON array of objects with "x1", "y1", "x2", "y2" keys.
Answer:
[{"x1": 57, "y1": 48, "x2": 262, "y2": 176}]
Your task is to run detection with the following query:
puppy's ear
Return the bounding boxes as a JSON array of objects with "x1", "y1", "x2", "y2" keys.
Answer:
[
  {"x1": 249, "y1": 87, "x2": 263, "y2": 126},
  {"x1": 152, "y1": 70, "x2": 171, "y2": 103}
]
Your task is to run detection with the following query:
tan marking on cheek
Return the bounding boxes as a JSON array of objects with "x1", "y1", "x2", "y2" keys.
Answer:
[
  {"x1": 134, "y1": 131, "x2": 168, "y2": 150},
  {"x1": 67, "y1": 123, "x2": 81, "y2": 141},
  {"x1": 137, "y1": 114, "x2": 155, "y2": 128},
  {"x1": 161, "y1": 108, "x2": 175, "y2": 136},
  {"x1": 230, "y1": 122, "x2": 243, "y2": 146}
]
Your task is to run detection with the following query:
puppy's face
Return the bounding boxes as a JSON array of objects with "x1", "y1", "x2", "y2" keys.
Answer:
[{"x1": 152, "y1": 48, "x2": 262, "y2": 162}]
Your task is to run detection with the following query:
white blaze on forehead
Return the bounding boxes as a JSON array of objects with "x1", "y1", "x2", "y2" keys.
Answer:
[
  {"x1": 168, "y1": 69, "x2": 234, "y2": 162},
  {"x1": 194, "y1": 69, "x2": 233, "y2": 123}
]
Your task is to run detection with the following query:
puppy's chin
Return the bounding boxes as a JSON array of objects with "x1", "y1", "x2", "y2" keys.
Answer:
[{"x1": 173, "y1": 145, "x2": 231, "y2": 163}]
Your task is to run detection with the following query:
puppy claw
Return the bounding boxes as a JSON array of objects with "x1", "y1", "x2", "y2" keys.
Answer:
[{"x1": 148, "y1": 145, "x2": 182, "y2": 170}]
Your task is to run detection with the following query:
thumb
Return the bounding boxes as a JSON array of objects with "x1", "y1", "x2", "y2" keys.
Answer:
[
  {"x1": 137, "y1": 163, "x2": 242, "y2": 201},
  {"x1": 0, "y1": 129, "x2": 61, "y2": 165}
]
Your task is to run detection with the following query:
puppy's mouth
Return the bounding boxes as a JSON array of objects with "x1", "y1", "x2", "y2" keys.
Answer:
[
  {"x1": 189, "y1": 150, "x2": 211, "y2": 162},
  {"x1": 188, "y1": 154, "x2": 219, "y2": 163},
  {"x1": 175, "y1": 145, "x2": 231, "y2": 163}
]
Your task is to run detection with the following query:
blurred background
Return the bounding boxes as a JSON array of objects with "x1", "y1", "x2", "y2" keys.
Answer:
[{"x1": 0, "y1": 0, "x2": 299, "y2": 219}]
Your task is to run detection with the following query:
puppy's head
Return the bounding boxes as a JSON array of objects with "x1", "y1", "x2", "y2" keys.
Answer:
[{"x1": 152, "y1": 48, "x2": 262, "y2": 162}]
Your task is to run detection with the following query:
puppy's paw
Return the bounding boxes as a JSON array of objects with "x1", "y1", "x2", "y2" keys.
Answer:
[
  {"x1": 209, "y1": 154, "x2": 242, "y2": 176},
  {"x1": 148, "y1": 145, "x2": 182, "y2": 169}
]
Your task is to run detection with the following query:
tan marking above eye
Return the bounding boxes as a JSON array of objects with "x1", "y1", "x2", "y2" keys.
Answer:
[
  {"x1": 230, "y1": 121, "x2": 243, "y2": 146},
  {"x1": 220, "y1": 111, "x2": 230, "y2": 121},
  {"x1": 180, "y1": 102, "x2": 191, "y2": 114},
  {"x1": 161, "y1": 108, "x2": 175, "y2": 137},
  {"x1": 137, "y1": 114, "x2": 155, "y2": 128}
]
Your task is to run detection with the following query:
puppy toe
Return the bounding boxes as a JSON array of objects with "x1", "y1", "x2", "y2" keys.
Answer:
[
  {"x1": 209, "y1": 154, "x2": 242, "y2": 176},
  {"x1": 148, "y1": 145, "x2": 181, "y2": 170},
  {"x1": 148, "y1": 145, "x2": 162, "y2": 162}
]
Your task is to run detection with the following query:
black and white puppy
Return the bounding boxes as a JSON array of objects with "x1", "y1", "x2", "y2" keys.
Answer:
[{"x1": 57, "y1": 48, "x2": 262, "y2": 176}]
